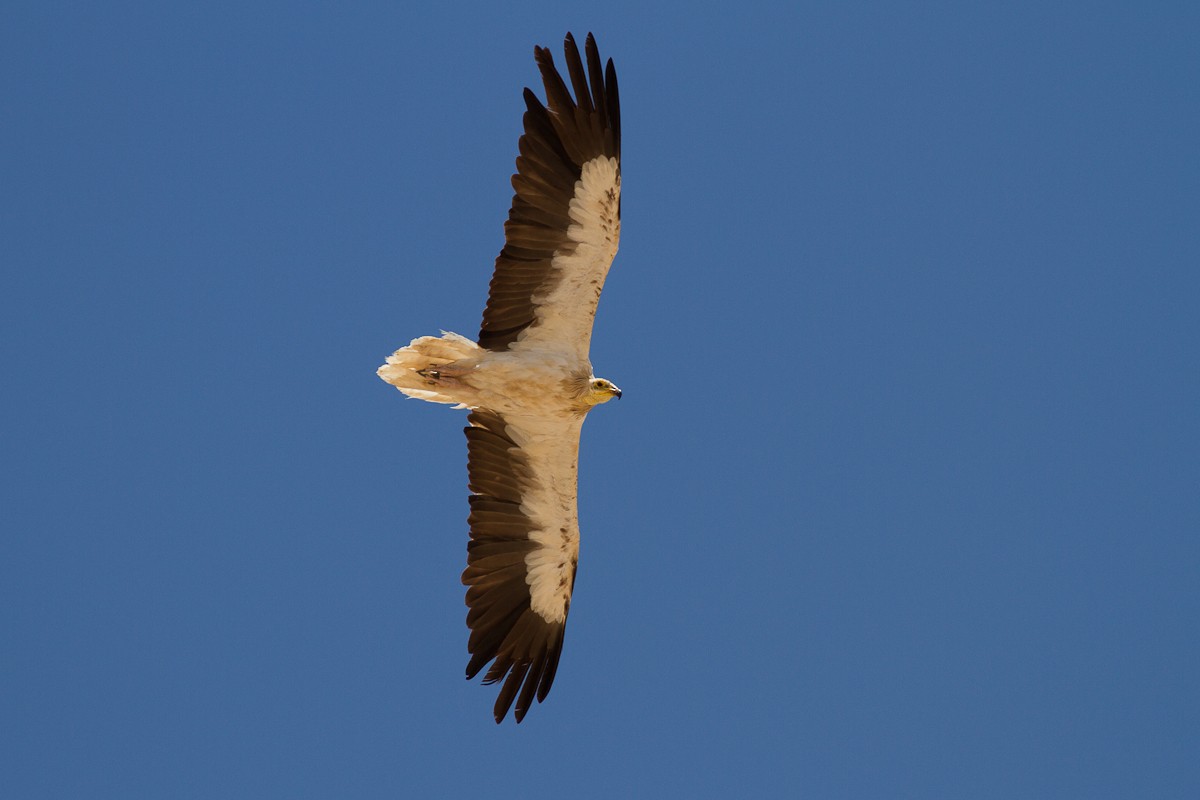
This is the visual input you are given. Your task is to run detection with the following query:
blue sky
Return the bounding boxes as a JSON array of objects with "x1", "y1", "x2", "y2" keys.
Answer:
[{"x1": 3, "y1": 1, "x2": 1198, "y2": 797}]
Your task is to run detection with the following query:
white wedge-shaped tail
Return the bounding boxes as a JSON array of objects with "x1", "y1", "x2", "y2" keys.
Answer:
[{"x1": 377, "y1": 332, "x2": 482, "y2": 406}]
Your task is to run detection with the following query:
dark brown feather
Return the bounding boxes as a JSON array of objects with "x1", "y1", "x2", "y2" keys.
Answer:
[{"x1": 563, "y1": 33, "x2": 593, "y2": 115}]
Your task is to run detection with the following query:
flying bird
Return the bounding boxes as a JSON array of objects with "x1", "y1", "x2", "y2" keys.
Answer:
[{"x1": 377, "y1": 33, "x2": 621, "y2": 723}]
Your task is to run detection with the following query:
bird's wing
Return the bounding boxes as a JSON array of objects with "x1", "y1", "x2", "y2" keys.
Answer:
[
  {"x1": 478, "y1": 32, "x2": 621, "y2": 360},
  {"x1": 462, "y1": 409, "x2": 585, "y2": 723}
]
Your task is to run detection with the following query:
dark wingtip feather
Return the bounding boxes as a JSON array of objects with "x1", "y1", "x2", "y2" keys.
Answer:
[
  {"x1": 562, "y1": 32, "x2": 593, "y2": 114},
  {"x1": 606, "y1": 57, "x2": 620, "y2": 158}
]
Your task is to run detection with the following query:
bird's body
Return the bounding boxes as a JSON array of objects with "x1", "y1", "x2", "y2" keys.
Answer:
[
  {"x1": 377, "y1": 33, "x2": 622, "y2": 723},
  {"x1": 379, "y1": 332, "x2": 602, "y2": 416}
]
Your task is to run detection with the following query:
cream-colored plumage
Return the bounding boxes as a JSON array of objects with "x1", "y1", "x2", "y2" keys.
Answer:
[
  {"x1": 376, "y1": 33, "x2": 621, "y2": 724},
  {"x1": 509, "y1": 155, "x2": 621, "y2": 361}
]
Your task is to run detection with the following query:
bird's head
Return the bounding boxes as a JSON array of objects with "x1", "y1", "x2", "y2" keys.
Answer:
[{"x1": 586, "y1": 377, "x2": 622, "y2": 405}]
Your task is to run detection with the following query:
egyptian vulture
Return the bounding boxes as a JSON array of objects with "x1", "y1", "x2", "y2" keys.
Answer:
[{"x1": 377, "y1": 33, "x2": 621, "y2": 723}]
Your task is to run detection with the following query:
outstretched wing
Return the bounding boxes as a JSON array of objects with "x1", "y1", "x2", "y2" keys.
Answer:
[
  {"x1": 462, "y1": 409, "x2": 584, "y2": 723},
  {"x1": 478, "y1": 32, "x2": 621, "y2": 359}
]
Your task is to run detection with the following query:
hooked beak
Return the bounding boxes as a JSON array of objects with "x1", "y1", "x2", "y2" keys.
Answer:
[{"x1": 612, "y1": 386, "x2": 622, "y2": 400}]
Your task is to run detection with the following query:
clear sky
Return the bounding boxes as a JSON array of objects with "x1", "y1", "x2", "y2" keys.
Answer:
[{"x1": 3, "y1": 2, "x2": 1198, "y2": 797}]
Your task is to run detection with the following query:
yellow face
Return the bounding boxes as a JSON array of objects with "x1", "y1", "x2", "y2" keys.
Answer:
[{"x1": 587, "y1": 378, "x2": 623, "y2": 405}]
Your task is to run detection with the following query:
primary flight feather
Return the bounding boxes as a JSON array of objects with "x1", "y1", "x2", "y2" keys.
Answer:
[{"x1": 377, "y1": 32, "x2": 621, "y2": 723}]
